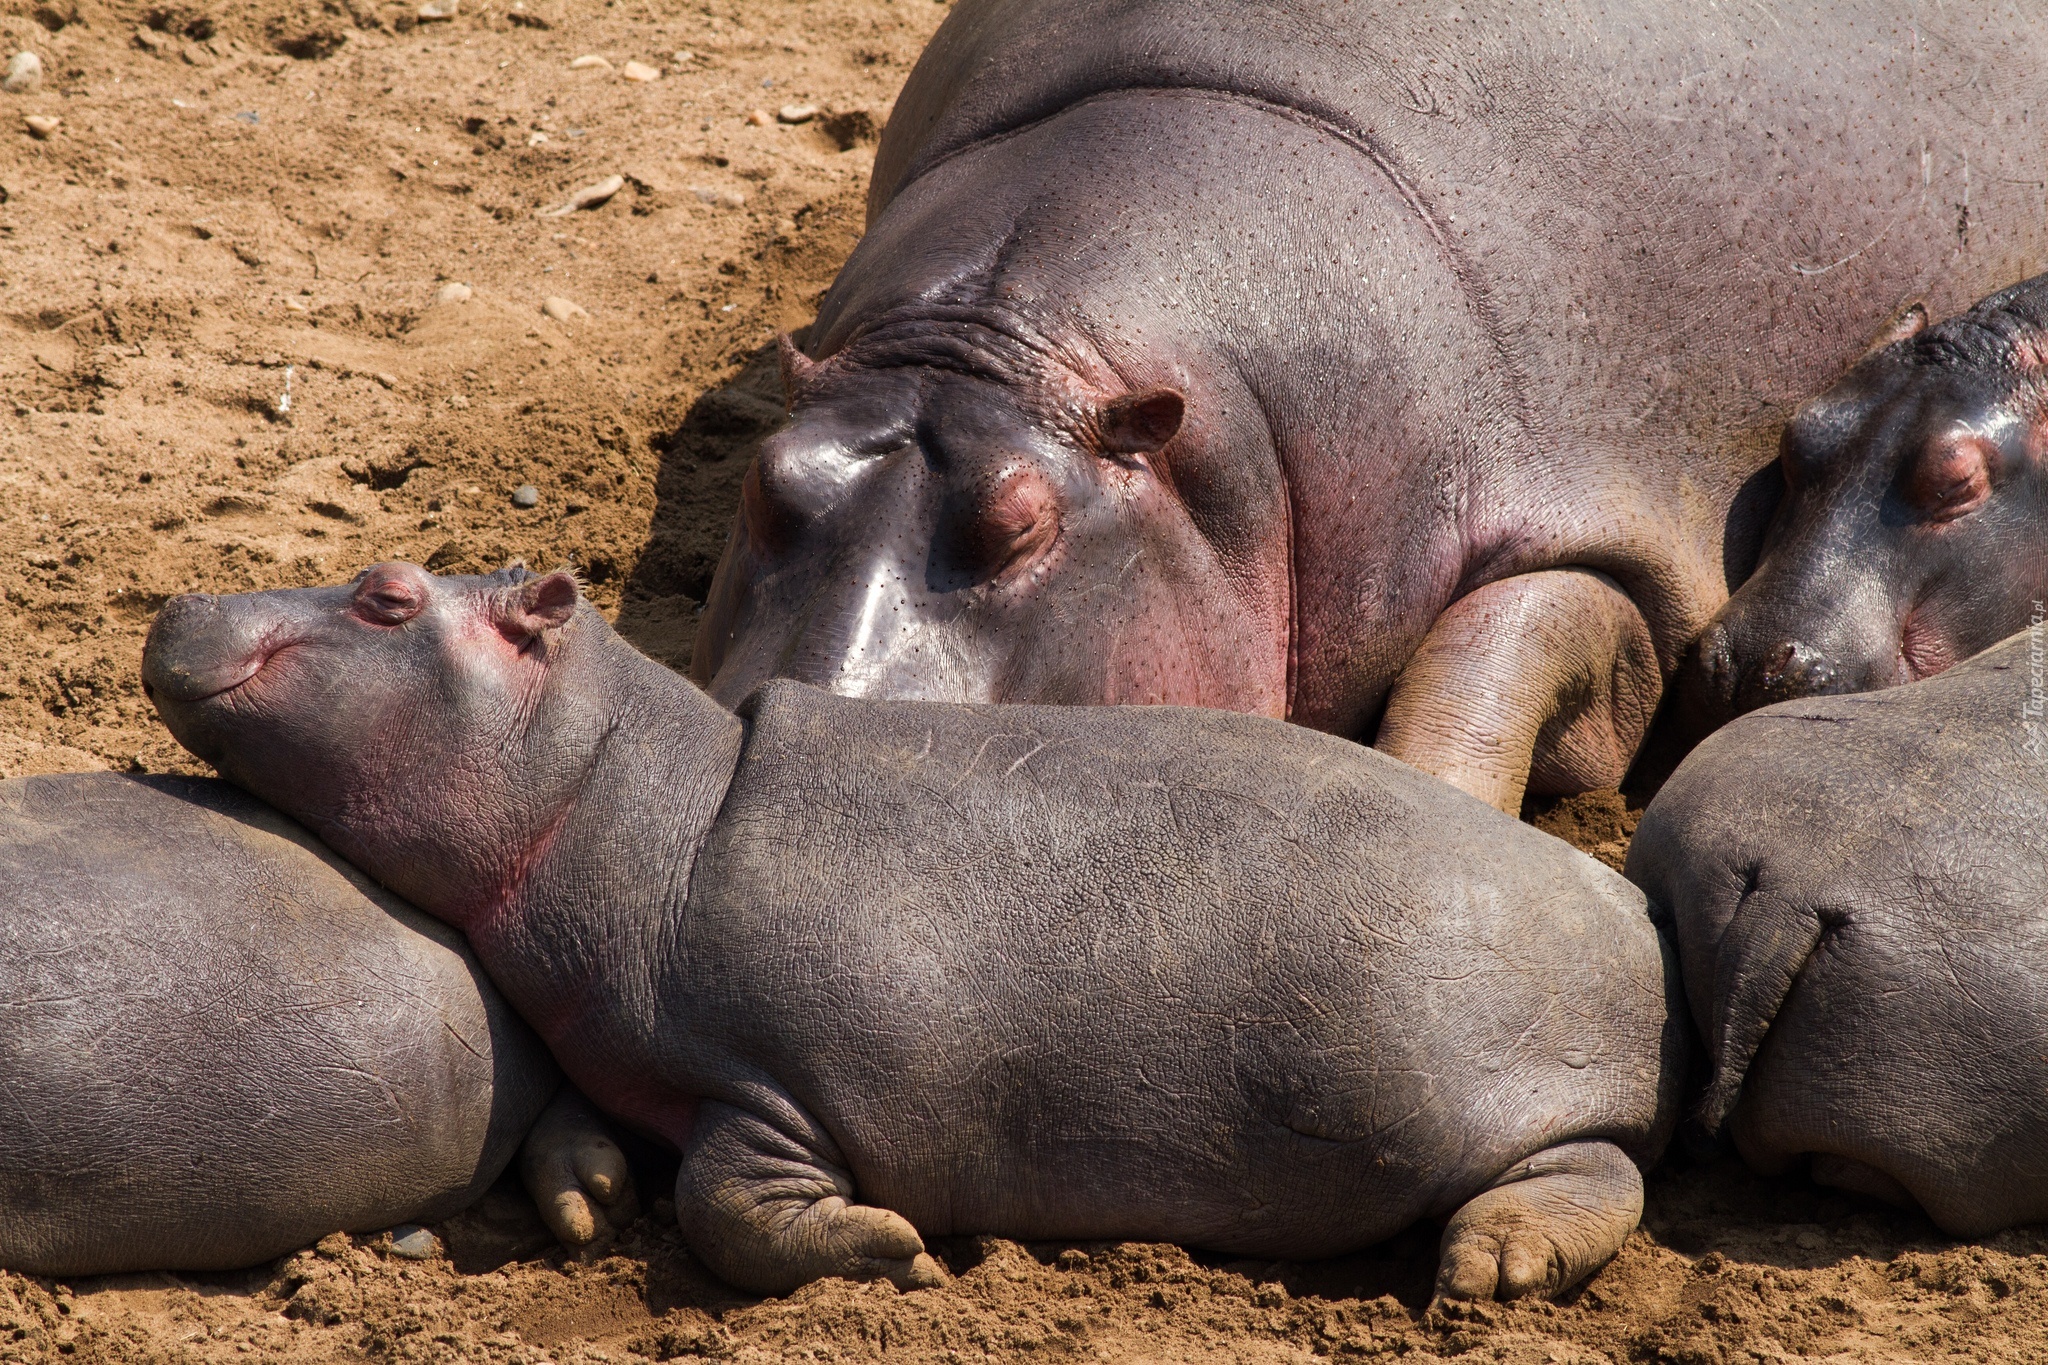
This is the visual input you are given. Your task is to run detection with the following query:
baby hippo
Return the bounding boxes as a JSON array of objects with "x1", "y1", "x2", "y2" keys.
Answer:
[
  {"x1": 1682, "y1": 275, "x2": 2048, "y2": 729},
  {"x1": 0, "y1": 772, "x2": 633, "y2": 1274},
  {"x1": 143, "y1": 563, "x2": 1685, "y2": 1305},
  {"x1": 1632, "y1": 631, "x2": 2048, "y2": 1231}
]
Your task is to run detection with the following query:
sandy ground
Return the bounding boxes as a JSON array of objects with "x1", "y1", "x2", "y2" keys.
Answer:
[{"x1": 3, "y1": 0, "x2": 2046, "y2": 1360}]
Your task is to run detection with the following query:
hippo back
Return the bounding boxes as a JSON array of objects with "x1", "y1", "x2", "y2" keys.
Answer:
[
  {"x1": 868, "y1": 0, "x2": 2048, "y2": 599},
  {"x1": 1629, "y1": 633, "x2": 2048, "y2": 1233},
  {"x1": 0, "y1": 773, "x2": 557, "y2": 1274}
]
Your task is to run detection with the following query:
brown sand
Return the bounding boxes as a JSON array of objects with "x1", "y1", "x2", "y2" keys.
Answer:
[{"x1": 1, "y1": 1, "x2": 2041, "y2": 1359}]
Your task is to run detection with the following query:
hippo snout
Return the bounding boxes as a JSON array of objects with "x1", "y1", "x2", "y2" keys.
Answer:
[
  {"x1": 142, "y1": 593, "x2": 275, "y2": 705},
  {"x1": 1734, "y1": 639, "x2": 1843, "y2": 712}
]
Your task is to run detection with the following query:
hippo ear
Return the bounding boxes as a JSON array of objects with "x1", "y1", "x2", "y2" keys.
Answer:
[
  {"x1": 1859, "y1": 303, "x2": 1929, "y2": 360},
  {"x1": 500, "y1": 570, "x2": 580, "y2": 643},
  {"x1": 778, "y1": 333, "x2": 822, "y2": 406},
  {"x1": 1098, "y1": 387, "x2": 1185, "y2": 456}
]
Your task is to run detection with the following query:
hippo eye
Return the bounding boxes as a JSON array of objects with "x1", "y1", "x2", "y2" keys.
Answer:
[
  {"x1": 354, "y1": 578, "x2": 424, "y2": 625},
  {"x1": 1903, "y1": 434, "x2": 1995, "y2": 523}
]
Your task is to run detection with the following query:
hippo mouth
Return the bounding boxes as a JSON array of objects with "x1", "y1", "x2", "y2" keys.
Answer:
[{"x1": 141, "y1": 593, "x2": 304, "y2": 707}]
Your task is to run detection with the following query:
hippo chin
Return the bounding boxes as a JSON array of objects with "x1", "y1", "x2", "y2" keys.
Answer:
[
  {"x1": 146, "y1": 563, "x2": 1684, "y2": 1304},
  {"x1": 0, "y1": 773, "x2": 588, "y2": 1275},
  {"x1": 693, "y1": 0, "x2": 2048, "y2": 813},
  {"x1": 1679, "y1": 277, "x2": 2048, "y2": 733},
  {"x1": 1631, "y1": 632, "x2": 2048, "y2": 1233}
]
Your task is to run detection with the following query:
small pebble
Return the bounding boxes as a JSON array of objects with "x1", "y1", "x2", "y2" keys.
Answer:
[
  {"x1": 388, "y1": 1225, "x2": 443, "y2": 1260},
  {"x1": 621, "y1": 60, "x2": 659, "y2": 82},
  {"x1": 671, "y1": 50, "x2": 693, "y2": 63},
  {"x1": 540, "y1": 295, "x2": 587, "y2": 322},
  {"x1": 527, "y1": 130, "x2": 547, "y2": 146},
  {"x1": 417, "y1": 0, "x2": 457, "y2": 20},
  {"x1": 510, "y1": 484, "x2": 540, "y2": 508},
  {"x1": 433, "y1": 281, "x2": 472, "y2": 305},
  {"x1": 690, "y1": 186, "x2": 746, "y2": 208},
  {"x1": 23, "y1": 113, "x2": 58, "y2": 139},
  {"x1": 447, "y1": 394, "x2": 470, "y2": 409},
  {"x1": 3, "y1": 52, "x2": 42, "y2": 94},
  {"x1": 568, "y1": 54, "x2": 611, "y2": 71},
  {"x1": 372, "y1": 371, "x2": 399, "y2": 389},
  {"x1": 745, "y1": 108, "x2": 772, "y2": 127},
  {"x1": 540, "y1": 173, "x2": 623, "y2": 216},
  {"x1": 776, "y1": 103, "x2": 817, "y2": 125}
]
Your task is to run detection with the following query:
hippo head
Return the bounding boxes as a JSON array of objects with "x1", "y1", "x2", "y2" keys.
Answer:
[
  {"x1": 141, "y1": 563, "x2": 599, "y2": 926},
  {"x1": 1681, "y1": 285, "x2": 2048, "y2": 731},
  {"x1": 689, "y1": 331, "x2": 1291, "y2": 715}
]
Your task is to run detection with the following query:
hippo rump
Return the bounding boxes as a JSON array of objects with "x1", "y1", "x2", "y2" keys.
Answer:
[
  {"x1": 1629, "y1": 631, "x2": 2048, "y2": 1232},
  {"x1": 0, "y1": 772, "x2": 630, "y2": 1275},
  {"x1": 1680, "y1": 274, "x2": 2048, "y2": 730},
  {"x1": 690, "y1": 0, "x2": 2048, "y2": 813},
  {"x1": 142, "y1": 564, "x2": 1685, "y2": 1304}
]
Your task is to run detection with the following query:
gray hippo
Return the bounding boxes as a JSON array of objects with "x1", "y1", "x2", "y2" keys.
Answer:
[
  {"x1": 689, "y1": 0, "x2": 2048, "y2": 814},
  {"x1": 141, "y1": 563, "x2": 1684, "y2": 1304},
  {"x1": 1629, "y1": 631, "x2": 2048, "y2": 1231},
  {"x1": 1680, "y1": 275, "x2": 2048, "y2": 730},
  {"x1": 0, "y1": 772, "x2": 633, "y2": 1274}
]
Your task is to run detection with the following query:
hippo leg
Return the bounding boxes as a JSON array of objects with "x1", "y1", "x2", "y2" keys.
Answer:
[
  {"x1": 1375, "y1": 570, "x2": 1661, "y2": 813},
  {"x1": 1432, "y1": 1139, "x2": 1644, "y2": 1306},
  {"x1": 675, "y1": 1101, "x2": 945, "y2": 1296},
  {"x1": 520, "y1": 1087, "x2": 640, "y2": 1249}
]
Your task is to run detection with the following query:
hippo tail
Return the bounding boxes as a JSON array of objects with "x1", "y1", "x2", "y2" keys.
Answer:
[{"x1": 1693, "y1": 885, "x2": 1832, "y2": 1135}]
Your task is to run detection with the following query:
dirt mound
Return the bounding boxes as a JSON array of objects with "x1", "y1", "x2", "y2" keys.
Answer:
[{"x1": 1, "y1": 0, "x2": 2041, "y2": 1359}]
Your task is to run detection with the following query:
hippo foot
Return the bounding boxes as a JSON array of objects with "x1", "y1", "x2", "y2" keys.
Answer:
[
  {"x1": 520, "y1": 1087, "x2": 640, "y2": 1252},
  {"x1": 676, "y1": 1100, "x2": 945, "y2": 1297},
  {"x1": 1430, "y1": 1140, "x2": 1643, "y2": 1308},
  {"x1": 1376, "y1": 569, "x2": 1660, "y2": 813}
]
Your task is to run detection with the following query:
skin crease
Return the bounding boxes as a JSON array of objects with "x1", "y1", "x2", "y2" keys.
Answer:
[
  {"x1": 142, "y1": 564, "x2": 1685, "y2": 1305},
  {"x1": 692, "y1": 0, "x2": 2048, "y2": 809},
  {"x1": 1629, "y1": 633, "x2": 2048, "y2": 1236},
  {"x1": 1678, "y1": 276, "x2": 2048, "y2": 735},
  {"x1": 0, "y1": 772, "x2": 559, "y2": 1275}
]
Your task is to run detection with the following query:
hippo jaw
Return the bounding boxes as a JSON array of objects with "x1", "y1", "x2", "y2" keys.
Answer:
[{"x1": 143, "y1": 564, "x2": 592, "y2": 927}]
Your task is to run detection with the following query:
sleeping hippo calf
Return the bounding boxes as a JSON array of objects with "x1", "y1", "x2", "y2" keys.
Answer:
[
  {"x1": 1631, "y1": 631, "x2": 2048, "y2": 1231},
  {"x1": 1682, "y1": 275, "x2": 2048, "y2": 729},
  {"x1": 0, "y1": 773, "x2": 633, "y2": 1274},
  {"x1": 142, "y1": 563, "x2": 1684, "y2": 1303}
]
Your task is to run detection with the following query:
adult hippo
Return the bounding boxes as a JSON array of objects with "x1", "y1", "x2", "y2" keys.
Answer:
[
  {"x1": 1679, "y1": 274, "x2": 2048, "y2": 731},
  {"x1": 0, "y1": 772, "x2": 634, "y2": 1274},
  {"x1": 1629, "y1": 631, "x2": 2048, "y2": 1230},
  {"x1": 691, "y1": 0, "x2": 2048, "y2": 813},
  {"x1": 143, "y1": 564, "x2": 1686, "y2": 1304}
]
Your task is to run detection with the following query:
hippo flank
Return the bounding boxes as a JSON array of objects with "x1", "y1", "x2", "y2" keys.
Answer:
[
  {"x1": 0, "y1": 772, "x2": 632, "y2": 1275},
  {"x1": 1680, "y1": 276, "x2": 2048, "y2": 730},
  {"x1": 1631, "y1": 631, "x2": 2048, "y2": 1231},
  {"x1": 144, "y1": 564, "x2": 1684, "y2": 1303},
  {"x1": 690, "y1": 0, "x2": 2048, "y2": 812}
]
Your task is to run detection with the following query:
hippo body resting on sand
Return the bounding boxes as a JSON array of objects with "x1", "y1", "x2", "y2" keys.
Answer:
[
  {"x1": 146, "y1": 565, "x2": 1685, "y2": 1303},
  {"x1": 0, "y1": 773, "x2": 634, "y2": 1275},
  {"x1": 1681, "y1": 275, "x2": 2048, "y2": 730},
  {"x1": 1630, "y1": 633, "x2": 2048, "y2": 1232},
  {"x1": 693, "y1": 0, "x2": 2048, "y2": 812}
]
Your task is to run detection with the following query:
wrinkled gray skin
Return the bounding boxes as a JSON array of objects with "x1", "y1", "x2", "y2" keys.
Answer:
[
  {"x1": 0, "y1": 773, "x2": 574, "y2": 1275},
  {"x1": 1681, "y1": 277, "x2": 2048, "y2": 732},
  {"x1": 143, "y1": 564, "x2": 1685, "y2": 1304},
  {"x1": 1629, "y1": 633, "x2": 2048, "y2": 1234},
  {"x1": 695, "y1": 0, "x2": 2048, "y2": 814}
]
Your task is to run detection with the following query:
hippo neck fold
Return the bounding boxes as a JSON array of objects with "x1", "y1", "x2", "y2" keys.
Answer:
[{"x1": 461, "y1": 624, "x2": 746, "y2": 1078}]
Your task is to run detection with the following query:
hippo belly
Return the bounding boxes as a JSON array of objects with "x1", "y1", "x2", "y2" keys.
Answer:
[
  {"x1": 1628, "y1": 633, "x2": 2048, "y2": 1234},
  {"x1": 0, "y1": 773, "x2": 558, "y2": 1275}
]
